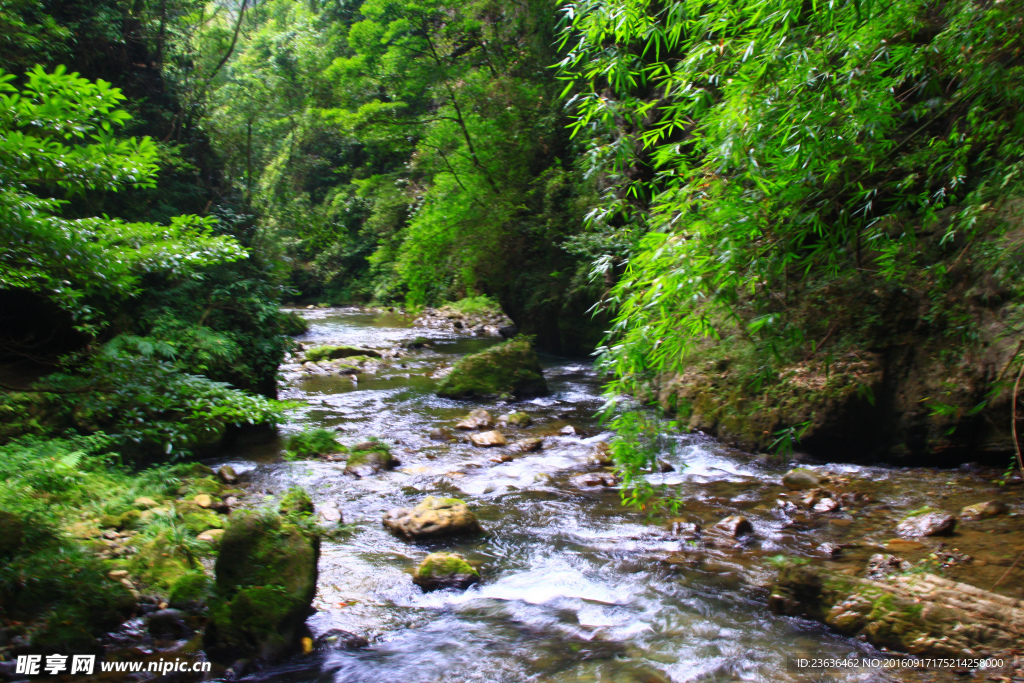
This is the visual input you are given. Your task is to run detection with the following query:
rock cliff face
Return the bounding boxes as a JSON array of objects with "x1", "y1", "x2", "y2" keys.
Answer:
[{"x1": 649, "y1": 284, "x2": 1022, "y2": 464}]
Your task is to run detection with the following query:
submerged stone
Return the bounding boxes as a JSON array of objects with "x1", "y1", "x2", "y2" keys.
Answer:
[
  {"x1": 436, "y1": 337, "x2": 548, "y2": 399},
  {"x1": 382, "y1": 496, "x2": 481, "y2": 539},
  {"x1": 413, "y1": 552, "x2": 480, "y2": 591}
]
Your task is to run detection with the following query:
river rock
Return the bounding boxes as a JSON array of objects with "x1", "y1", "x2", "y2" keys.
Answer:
[
  {"x1": 769, "y1": 565, "x2": 1024, "y2": 658},
  {"x1": 589, "y1": 441, "x2": 613, "y2": 465},
  {"x1": 782, "y1": 468, "x2": 823, "y2": 490},
  {"x1": 571, "y1": 472, "x2": 620, "y2": 488},
  {"x1": 456, "y1": 409, "x2": 493, "y2": 429},
  {"x1": 412, "y1": 552, "x2": 480, "y2": 591},
  {"x1": 319, "y1": 503, "x2": 342, "y2": 524},
  {"x1": 305, "y1": 345, "x2": 382, "y2": 361},
  {"x1": 197, "y1": 528, "x2": 226, "y2": 545},
  {"x1": 148, "y1": 608, "x2": 193, "y2": 639},
  {"x1": 713, "y1": 515, "x2": 754, "y2": 537},
  {"x1": 279, "y1": 488, "x2": 315, "y2": 517},
  {"x1": 314, "y1": 629, "x2": 369, "y2": 650},
  {"x1": 559, "y1": 425, "x2": 576, "y2": 435},
  {"x1": 864, "y1": 553, "x2": 913, "y2": 579},
  {"x1": 382, "y1": 496, "x2": 481, "y2": 539},
  {"x1": 500, "y1": 411, "x2": 531, "y2": 427},
  {"x1": 429, "y1": 427, "x2": 454, "y2": 441},
  {"x1": 959, "y1": 500, "x2": 1008, "y2": 519},
  {"x1": 515, "y1": 437, "x2": 544, "y2": 453},
  {"x1": 895, "y1": 510, "x2": 956, "y2": 537},
  {"x1": 345, "y1": 449, "x2": 395, "y2": 477},
  {"x1": 204, "y1": 511, "x2": 320, "y2": 663},
  {"x1": 469, "y1": 430, "x2": 506, "y2": 447},
  {"x1": 133, "y1": 496, "x2": 160, "y2": 510},
  {"x1": 217, "y1": 465, "x2": 238, "y2": 485},
  {"x1": 436, "y1": 337, "x2": 548, "y2": 399},
  {"x1": 194, "y1": 493, "x2": 215, "y2": 509}
]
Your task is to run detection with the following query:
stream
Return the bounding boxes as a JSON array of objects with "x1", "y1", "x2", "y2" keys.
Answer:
[{"x1": 211, "y1": 308, "x2": 1023, "y2": 683}]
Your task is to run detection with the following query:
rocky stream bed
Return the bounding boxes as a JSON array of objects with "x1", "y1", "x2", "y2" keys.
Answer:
[{"x1": 83, "y1": 307, "x2": 1024, "y2": 682}]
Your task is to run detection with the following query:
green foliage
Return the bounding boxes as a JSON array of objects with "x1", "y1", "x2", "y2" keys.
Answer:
[
  {"x1": 0, "y1": 435, "x2": 223, "y2": 650},
  {"x1": 200, "y1": 0, "x2": 602, "y2": 350},
  {"x1": 559, "y1": 0, "x2": 1024, "y2": 383},
  {"x1": 0, "y1": 65, "x2": 246, "y2": 331},
  {"x1": 604, "y1": 408, "x2": 681, "y2": 511},
  {"x1": 285, "y1": 428, "x2": 345, "y2": 459}
]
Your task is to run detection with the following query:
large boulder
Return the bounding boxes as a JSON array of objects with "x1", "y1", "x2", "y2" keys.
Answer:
[
  {"x1": 436, "y1": 338, "x2": 547, "y2": 399},
  {"x1": 413, "y1": 552, "x2": 480, "y2": 591},
  {"x1": 383, "y1": 496, "x2": 481, "y2": 539},
  {"x1": 204, "y1": 511, "x2": 320, "y2": 663}
]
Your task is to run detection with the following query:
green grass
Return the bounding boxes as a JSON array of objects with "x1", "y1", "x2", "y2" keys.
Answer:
[{"x1": 445, "y1": 295, "x2": 502, "y2": 317}]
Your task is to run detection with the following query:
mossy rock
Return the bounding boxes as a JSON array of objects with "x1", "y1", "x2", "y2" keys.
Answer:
[
  {"x1": 278, "y1": 487, "x2": 314, "y2": 517},
  {"x1": 189, "y1": 476, "x2": 224, "y2": 496},
  {"x1": 305, "y1": 345, "x2": 382, "y2": 362},
  {"x1": 181, "y1": 509, "x2": 226, "y2": 534},
  {"x1": 344, "y1": 450, "x2": 395, "y2": 477},
  {"x1": 436, "y1": 337, "x2": 548, "y2": 399},
  {"x1": 280, "y1": 311, "x2": 310, "y2": 336},
  {"x1": 128, "y1": 531, "x2": 194, "y2": 591},
  {"x1": 169, "y1": 571, "x2": 213, "y2": 608},
  {"x1": 413, "y1": 552, "x2": 480, "y2": 591},
  {"x1": 0, "y1": 510, "x2": 24, "y2": 557},
  {"x1": 205, "y1": 511, "x2": 320, "y2": 663}
]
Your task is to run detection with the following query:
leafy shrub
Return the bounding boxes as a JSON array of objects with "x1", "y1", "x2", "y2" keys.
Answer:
[{"x1": 285, "y1": 428, "x2": 345, "y2": 459}]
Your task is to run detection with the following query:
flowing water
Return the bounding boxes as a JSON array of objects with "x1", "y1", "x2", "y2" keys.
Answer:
[{"x1": 212, "y1": 308, "x2": 1023, "y2": 683}]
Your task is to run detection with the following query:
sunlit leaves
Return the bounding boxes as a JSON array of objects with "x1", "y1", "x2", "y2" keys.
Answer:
[{"x1": 0, "y1": 66, "x2": 246, "y2": 325}]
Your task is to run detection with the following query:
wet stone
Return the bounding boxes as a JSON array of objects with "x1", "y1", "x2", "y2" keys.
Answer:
[
  {"x1": 469, "y1": 430, "x2": 506, "y2": 447},
  {"x1": 960, "y1": 500, "x2": 1009, "y2": 519},
  {"x1": 895, "y1": 510, "x2": 956, "y2": 538},
  {"x1": 456, "y1": 409, "x2": 494, "y2": 430},
  {"x1": 782, "y1": 468, "x2": 824, "y2": 491},
  {"x1": 217, "y1": 465, "x2": 238, "y2": 485},
  {"x1": 314, "y1": 629, "x2": 369, "y2": 651},
  {"x1": 713, "y1": 515, "x2": 754, "y2": 538},
  {"x1": 412, "y1": 552, "x2": 480, "y2": 591},
  {"x1": 383, "y1": 496, "x2": 481, "y2": 539},
  {"x1": 864, "y1": 553, "x2": 912, "y2": 579},
  {"x1": 515, "y1": 437, "x2": 543, "y2": 452},
  {"x1": 571, "y1": 472, "x2": 620, "y2": 488}
]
